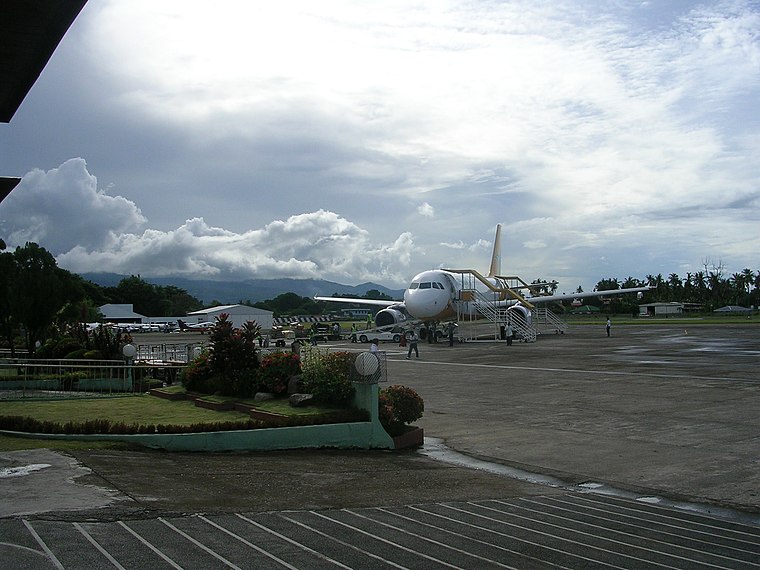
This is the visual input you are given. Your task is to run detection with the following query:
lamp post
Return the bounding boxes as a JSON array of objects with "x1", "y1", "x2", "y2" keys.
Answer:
[{"x1": 122, "y1": 343, "x2": 137, "y2": 391}]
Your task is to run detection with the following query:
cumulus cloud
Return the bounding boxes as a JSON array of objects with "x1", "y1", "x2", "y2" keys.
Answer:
[
  {"x1": 417, "y1": 202, "x2": 435, "y2": 217},
  {"x1": 0, "y1": 159, "x2": 145, "y2": 254},
  {"x1": 24, "y1": 165, "x2": 419, "y2": 285},
  {"x1": 57, "y1": 213, "x2": 415, "y2": 284}
]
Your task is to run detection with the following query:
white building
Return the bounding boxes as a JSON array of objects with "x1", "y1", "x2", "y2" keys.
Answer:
[
  {"x1": 99, "y1": 303, "x2": 146, "y2": 324},
  {"x1": 185, "y1": 304, "x2": 274, "y2": 331},
  {"x1": 639, "y1": 302, "x2": 683, "y2": 317}
]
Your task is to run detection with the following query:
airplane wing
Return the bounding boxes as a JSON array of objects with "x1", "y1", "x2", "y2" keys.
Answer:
[
  {"x1": 314, "y1": 296, "x2": 399, "y2": 307},
  {"x1": 524, "y1": 286, "x2": 652, "y2": 305}
]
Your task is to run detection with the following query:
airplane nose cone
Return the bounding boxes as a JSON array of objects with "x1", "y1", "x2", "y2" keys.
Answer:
[{"x1": 405, "y1": 288, "x2": 448, "y2": 320}]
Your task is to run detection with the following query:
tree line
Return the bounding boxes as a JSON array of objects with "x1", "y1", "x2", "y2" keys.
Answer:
[{"x1": 587, "y1": 262, "x2": 759, "y2": 313}]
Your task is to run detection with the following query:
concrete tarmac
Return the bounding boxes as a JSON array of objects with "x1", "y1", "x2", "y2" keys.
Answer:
[
  {"x1": 1, "y1": 322, "x2": 759, "y2": 521},
  {"x1": 387, "y1": 322, "x2": 760, "y2": 513}
]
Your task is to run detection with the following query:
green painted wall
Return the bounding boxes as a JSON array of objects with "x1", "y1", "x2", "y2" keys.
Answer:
[{"x1": 1, "y1": 383, "x2": 396, "y2": 451}]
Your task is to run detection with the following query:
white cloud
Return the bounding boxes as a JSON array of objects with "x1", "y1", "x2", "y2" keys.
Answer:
[
  {"x1": 57, "y1": 213, "x2": 403, "y2": 283},
  {"x1": 417, "y1": 202, "x2": 435, "y2": 217},
  {"x1": 0, "y1": 159, "x2": 145, "y2": 253}
]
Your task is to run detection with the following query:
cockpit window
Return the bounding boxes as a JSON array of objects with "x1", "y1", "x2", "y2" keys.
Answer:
[
  {"x1": 409, "y1": 283, "x2": 419, "y2": 289},
  {"x1": 434, "y1": 282, "x2": 444, "y2": 289},
  {"x1": 420, "y1": 282, "x2": 432, "y2": 289}
]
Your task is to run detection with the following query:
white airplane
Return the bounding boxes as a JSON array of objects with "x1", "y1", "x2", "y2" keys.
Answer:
[{"x1": 315, "y1": 225, "x2": 651, "y2": 337}]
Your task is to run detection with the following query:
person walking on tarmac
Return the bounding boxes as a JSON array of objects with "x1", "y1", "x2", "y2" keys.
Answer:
[
  {"x1": 350, "y1": 323, "x2": 358, "y2": 343},
  {"x1": 506, "y1": 322, "x2": 514, "y2": 346},
  {"x1": 606, "y1": 316, "x2": 612, "y2": 337},
  {"x1": 406, "y1": 328, "x2": 419, "y2": 359}
]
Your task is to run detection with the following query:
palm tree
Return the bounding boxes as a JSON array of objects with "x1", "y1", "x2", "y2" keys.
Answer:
[{"x1": 740, "y1": 268, "x2": 755, "y2": 293}]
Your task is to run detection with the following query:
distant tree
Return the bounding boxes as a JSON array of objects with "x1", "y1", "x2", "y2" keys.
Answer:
[
  {"x1": 594, "y1": 278, "x2": 620, "y2": 291},
  {"x1": 109, "y1": 276, "x2": 168, "y2": 316},
  {"x1": 8, "y1": 243, "x2": 83, "y2": 355},
  {"x1": 363, "y1": 289, "x2": 393, "y2": 300},
  {"x1": 529, "y1": 279, "x2": 551, "y2": 296},
  {"x1": 106, "y1": 276, "x2": 201, "y2": 316},
  {"x1": 0, "y1": 250, "x2": 15, "y2": 354},
  {"x1": 163, "y1": 285, "x2": 202, "y2": 315},
  {"x1": 255, "y1": 292, "x2": 323, "y2": 317}
]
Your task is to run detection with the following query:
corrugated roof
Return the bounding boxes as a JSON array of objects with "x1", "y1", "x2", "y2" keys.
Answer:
[{"x1": 188, "y1": 304, "x2": 273, "y2": 316}]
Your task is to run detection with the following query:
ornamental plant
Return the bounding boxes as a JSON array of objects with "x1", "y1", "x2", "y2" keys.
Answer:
[
  {"x1": 207, "y1": 314, "x2": 261, "y2": 396},
  {"x1": 301, "y1": 350, "x2": 355, "y2": 405},
  {"x1": 180, "y1": 351, "x2": 213, "y2": 394},
  {"x1": 257, "y1": 350, "x2": 301, "y2": 394},
  {"x1": 378, "y1": 384, "x2": 424, "y2": 436}
]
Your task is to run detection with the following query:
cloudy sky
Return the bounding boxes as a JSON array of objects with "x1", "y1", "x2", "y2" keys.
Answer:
[{"x1": 1, "y1": 0, "x2": 758, "y2": 292}]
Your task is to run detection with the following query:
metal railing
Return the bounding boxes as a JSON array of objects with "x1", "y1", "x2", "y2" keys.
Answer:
[
  {"x1": 534, "y1": 308, "x2": 569, "y2": 335},
  {"x1": 135, "y1": 342, "x2": 206, "y2": 364},
  {"x1": 0, "y1": 358, "x2": 135, "y2": 399}
]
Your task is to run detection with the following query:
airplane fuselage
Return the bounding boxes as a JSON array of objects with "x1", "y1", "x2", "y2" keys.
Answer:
[{"x1": 403, "y1": 270, "x2": 459, "y2": 321}]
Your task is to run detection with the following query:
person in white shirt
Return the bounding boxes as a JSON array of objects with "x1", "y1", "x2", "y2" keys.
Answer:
[{"x1": 406, "y1": 329, "x2": 419, "y2": 359}]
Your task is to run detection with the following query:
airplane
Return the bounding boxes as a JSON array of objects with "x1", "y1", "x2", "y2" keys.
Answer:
[
  {"x1": 176, "y1": 319, "x2": 214, "y2": 333},
  {"x1": 315, "y1": 224, "x2": 652, "y2": 339}
]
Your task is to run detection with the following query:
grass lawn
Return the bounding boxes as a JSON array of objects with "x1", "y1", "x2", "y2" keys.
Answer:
[
  {"x1": 565, "y1": 315, "x2": 758, "y2": 326},
  {"x1": 0, "y1": 394, "x2": 250, "y2": 425},
  {"x1": 0, "y1": 391, "x2": 360, "y2": 452}
]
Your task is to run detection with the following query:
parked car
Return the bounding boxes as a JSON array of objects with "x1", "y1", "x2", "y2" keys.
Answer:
[{"x1": 358, "y1": 326, "x2": 404, "y2": 344}]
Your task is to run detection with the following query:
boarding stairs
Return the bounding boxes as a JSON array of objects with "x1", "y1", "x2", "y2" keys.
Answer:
[
  {"x1": 533, "y1": 307, "x2": 569, "y2": 335},
  {"x1": 447, "y1": 269, "x2": 567, "y2": 342},
  {"x1": 473, "y1": 289, "x2": 537, "y2": 342}
]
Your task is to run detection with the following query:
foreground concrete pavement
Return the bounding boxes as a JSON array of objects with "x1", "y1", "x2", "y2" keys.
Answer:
[{"x1": 382, "y1": 322, "x2": 760, "y2": 513}]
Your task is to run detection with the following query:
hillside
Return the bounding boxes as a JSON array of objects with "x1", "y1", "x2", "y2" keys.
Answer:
[{"x1": 79, "y1": 273, "x2": 405, "y2": 304}]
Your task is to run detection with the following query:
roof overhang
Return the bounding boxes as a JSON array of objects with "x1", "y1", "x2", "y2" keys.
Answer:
[
  {"x1": 0, "y1": 177, "x2": 21, "y2": 203},
  {"x1": 1, "y1": 0, "x2": 88, "y2": 123}
]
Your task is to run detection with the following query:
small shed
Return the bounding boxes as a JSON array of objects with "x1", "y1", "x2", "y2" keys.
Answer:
[
  {"x1": 639, "y1": 302, "x2": 683, "y2": 317},
  {"x1": 186, "y1": 304, "x2": 274, "y2": 331}
]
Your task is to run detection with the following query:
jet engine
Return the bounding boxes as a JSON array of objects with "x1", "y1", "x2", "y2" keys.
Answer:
[
  {"x1": 374, "y1": 305, "x2": 410, "y2": 328},
  {"x1": 506, "y1": 303, "x2": 532, "y2": 326}
]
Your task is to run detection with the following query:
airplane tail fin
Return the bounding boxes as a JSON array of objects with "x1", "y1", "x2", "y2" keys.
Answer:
[{"x1": 487, "y1": 224, "x2": 502, "y2": 277}]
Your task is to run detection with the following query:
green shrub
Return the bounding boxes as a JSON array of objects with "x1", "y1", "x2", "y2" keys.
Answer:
[
  {"x1": 0, "y1": 408, "x2": 369, "y2": 435},
  {"x1": 301, "y1": 351, "x2": 355, "y2": 405},
  {"x1": 258, "y1": 351, "x2": 301, "y2": 394},
  {"x1": 180, "y1": 352, "x2": 213, "y2": 393},
  {"x1": 63, "y1": 348, "x2": 88, "y2": 359},
  {"x1": 379, "y1": 385, "x2": 424, "y2": 436},
  {"x1": 47, "y1": 337, "x2": 84, "y2": 359}
]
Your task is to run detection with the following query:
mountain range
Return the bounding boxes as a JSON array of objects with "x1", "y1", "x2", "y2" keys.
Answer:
[{"x1": 80, "y1": 273, "x2": 405, "y2": 304}]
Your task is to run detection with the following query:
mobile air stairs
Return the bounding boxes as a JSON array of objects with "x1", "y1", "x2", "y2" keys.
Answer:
[{"x1": 446, "y1": 270, "x2": 568, "y2": 343}]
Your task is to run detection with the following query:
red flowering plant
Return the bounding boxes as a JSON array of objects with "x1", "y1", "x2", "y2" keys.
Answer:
[
  {"x1": 378, "y1": 385, "x2": 424, "y2": 436},
  {"x1": 180, "y1": 351, "x2": 213, "y2": 394},
  {"x1": 257, "y1": 351, "x2": 301, "y2": 395}
]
